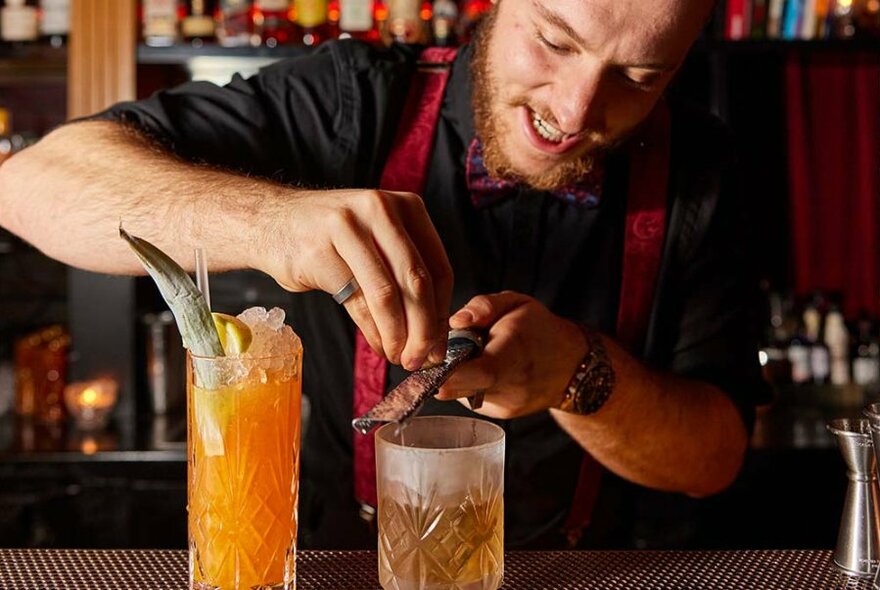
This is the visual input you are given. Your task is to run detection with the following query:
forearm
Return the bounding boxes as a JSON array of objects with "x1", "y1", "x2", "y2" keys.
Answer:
[
  {"x1": 551, "y1": 335, "x2": 748, "y2": 497},
  {"x1": 0, "y1": 120, "x2": 279, "y2": 274}
]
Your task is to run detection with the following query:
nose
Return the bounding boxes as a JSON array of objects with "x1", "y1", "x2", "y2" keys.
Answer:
[{"x1": 549, "y1": 63, "x2": 604, "y2": 135}]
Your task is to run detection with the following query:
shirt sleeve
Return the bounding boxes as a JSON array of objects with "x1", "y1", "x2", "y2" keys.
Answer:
[
  {"x1": 89, "y1": 41, "x2": 413, "y2": 188},
  {"x1": 663, "y1": 105, "x2": 773, "y2": 433}
]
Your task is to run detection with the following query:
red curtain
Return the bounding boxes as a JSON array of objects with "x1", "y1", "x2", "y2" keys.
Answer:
[{"x1": 786, "y1": 52, "x2": 880, "y2": 318}]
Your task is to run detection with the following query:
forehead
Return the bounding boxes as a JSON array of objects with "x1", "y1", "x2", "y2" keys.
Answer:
[{"x1": 517, "y1": 0, "x2": 710, "y2": 64}]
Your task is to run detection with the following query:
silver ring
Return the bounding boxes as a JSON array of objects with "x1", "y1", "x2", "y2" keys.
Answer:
[{"x1": 332, "y1": 277, "x2": 360, "y2": 304}]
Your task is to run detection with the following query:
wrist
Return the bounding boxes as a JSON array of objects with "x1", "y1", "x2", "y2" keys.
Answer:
[{"x1": 557, "y1": 324, "x2": 616, "y2": 415}]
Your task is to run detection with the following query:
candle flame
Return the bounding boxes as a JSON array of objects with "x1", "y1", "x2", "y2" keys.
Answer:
[{"x1": 82, "y1": 388, "x2": 98, "y2": 405}]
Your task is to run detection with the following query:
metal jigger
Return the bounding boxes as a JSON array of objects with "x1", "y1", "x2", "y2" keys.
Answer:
[{"x1": 828, "y1": 417, "x2": 880, "y2": 579}]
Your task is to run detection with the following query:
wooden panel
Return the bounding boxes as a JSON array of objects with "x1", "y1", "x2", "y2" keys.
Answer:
[{"x1": 68, "y1": 0, "x2": 137, "y2": 119}]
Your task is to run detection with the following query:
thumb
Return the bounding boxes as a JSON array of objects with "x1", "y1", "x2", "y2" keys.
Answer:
[{"x1": 449, "y1": 291, "x2": 531, "y2": 329}]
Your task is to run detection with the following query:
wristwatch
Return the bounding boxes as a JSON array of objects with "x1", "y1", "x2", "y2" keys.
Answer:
[{"x1": 557, "y1": 324, "x2": 615, "y2": 415}]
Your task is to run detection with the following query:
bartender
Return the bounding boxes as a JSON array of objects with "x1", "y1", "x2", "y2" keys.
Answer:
[{"x1": 0, "y1": 0, "x2": 769, "y2": 549}]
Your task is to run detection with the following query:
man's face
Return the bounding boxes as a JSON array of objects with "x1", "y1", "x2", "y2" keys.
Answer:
[{"x1": 472, "y1": 0, "x2": 711, "y2": 190}]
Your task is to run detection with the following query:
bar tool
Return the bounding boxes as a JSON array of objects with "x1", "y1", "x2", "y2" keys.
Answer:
[{"x1": 828, "y1": 417, "x2": 880, "y2": 578}]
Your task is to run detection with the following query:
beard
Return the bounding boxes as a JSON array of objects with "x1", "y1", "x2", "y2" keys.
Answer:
[{"x1": 470, "y1": 8, "x2": 603, "y2": 192}]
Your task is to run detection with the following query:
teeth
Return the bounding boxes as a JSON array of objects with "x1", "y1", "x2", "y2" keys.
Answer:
[{"x1": 531, "y1": 111, "x2": 565, "y2": 143}]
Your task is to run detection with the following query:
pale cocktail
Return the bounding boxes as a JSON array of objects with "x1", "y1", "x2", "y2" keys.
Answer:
[{"x1": 376, "y1": 416, "x2": 505, "y2": 590}]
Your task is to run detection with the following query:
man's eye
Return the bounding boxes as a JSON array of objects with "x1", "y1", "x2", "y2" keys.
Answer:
[
  {"x1": 536, "y1": 31, "x2": 570, "y2": 55},
  {"x1": 618, "y1": 72, "x2": 656, "y2": 91}
]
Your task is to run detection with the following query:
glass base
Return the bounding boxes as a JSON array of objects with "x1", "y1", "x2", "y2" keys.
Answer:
[
  {"x1": 380, "y1": 572, "x2": 503, "y2": 590},
  {"x1": 192, "y1": 582, "x2": 292, "y2": 590}
]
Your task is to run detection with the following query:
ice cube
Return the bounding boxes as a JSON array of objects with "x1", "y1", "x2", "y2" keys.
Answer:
[{"x1": 267, "y1": 307, "x2": 285, "y2": 331}]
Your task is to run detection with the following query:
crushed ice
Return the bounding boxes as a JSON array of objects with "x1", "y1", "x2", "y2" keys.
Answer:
[{"x1": 208, "y1": 306, "x2": 301, "y2": 387}]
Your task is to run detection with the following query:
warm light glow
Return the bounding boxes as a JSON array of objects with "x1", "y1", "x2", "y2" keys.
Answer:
[
  {"x1": 81, "y1": 437, "x2": 98, "y2": 455},
  {"x1": 328, "y1": 8, "x2": 340, "y2": 21},
  {"x1": 63, "y1": 377, "x2": 119, "y2": 431},
  {"x1": 374, "y1": 4, "x2": 388, "y2": 21},
  {"x1": 81, "y1": 388, "x2": 98, "y2": 406},
  {"x1": 838, "y1": 0, "x2": 852, "y2": 7},
  {"x1": 869, "y1": 0, "x2": 880, "y2": 13},
  {"x1": 420, "y1": 2, "x2": 432, "y2": 20}
]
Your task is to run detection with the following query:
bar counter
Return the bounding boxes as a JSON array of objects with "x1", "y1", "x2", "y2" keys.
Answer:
[{"x1": 0, "y1": 549, "x2": 869, "y2": 589}]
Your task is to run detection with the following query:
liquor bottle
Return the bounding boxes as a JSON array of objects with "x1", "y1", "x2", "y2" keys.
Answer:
[
  {"x1": 824, "y1": 304, "x2": 850, "y2": 385},
  {"x1": 256, "y1": 0, "x2": 294, "y2": 46},
  {"x1": 803, "y1": 299, "x2": 830, "y2": 385},
  {"x1": 0, "y1": 108, "x2": 14, "y2": 165},
  {"x1": 338, "y1": 0, "x2": 378, "y2": 42},
  {"x1": 456, "y1": 0, "x2": 491, "y2": 44},
  {"x1": 142, "y1": 0, "x2": 181, "y2": 47},
  {"x1": 788, "y1": 323, "x2": 812, "y2": 386},
  {"x1": 760, "y1": 287, "x2": 792, "y2": 385},
  {"x1": 38, "y1": 0, "x2": 69, "y2": 47},
  {"x1": 386, "y1": 0, "x2": 422, "y2": 43},
  {"x1": 1, "y1": 0, "x2": 39, "y2": 43},
  {"x1": 831, "y1": 0, "x2": 856, "y2": 37},
  {"x1": 294, "y1": 0, "x2": 328, "y2": 46},
  {"x1": 852, "y1": 313, "x2": 880, "y2": 387},
  {"x1": 182, "y1": 0, "x2": 216, "y2": 45},
  {"x1": 217, "y1": 0, "x2": 257, "y2": 47},
  {"x1": 432, "y1": 0, "x2": 457, "y2": 47}
]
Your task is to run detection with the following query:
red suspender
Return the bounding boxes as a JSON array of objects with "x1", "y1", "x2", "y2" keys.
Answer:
[
  {"x1": 353, "y1": 47, "x2": 459, "y2": 510},
  {"x1": 562, "y1": 103, "x2": 672, "y2": 545}
]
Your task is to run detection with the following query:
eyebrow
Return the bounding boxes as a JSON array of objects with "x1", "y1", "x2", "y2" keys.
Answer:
[
  {"x1": 532, "y1": 1, "x2": 586, "y2": 47},
  {"x1": 531, "y1": 1, "x2": 678, "y2": 73}
]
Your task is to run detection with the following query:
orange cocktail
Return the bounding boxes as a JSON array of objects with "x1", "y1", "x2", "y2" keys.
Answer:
[{"x1": 187, "y1": 309, "x2": 302, "y2": 590}]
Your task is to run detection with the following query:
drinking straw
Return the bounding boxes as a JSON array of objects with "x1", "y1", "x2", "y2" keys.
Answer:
[{"x1": 195, "y1": 248, "x2": 211, "y2": 310}]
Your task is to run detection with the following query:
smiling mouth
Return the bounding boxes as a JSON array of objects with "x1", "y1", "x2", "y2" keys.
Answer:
[{"x1": 530, "y1": 109, "x2": 570, "y2": 143}]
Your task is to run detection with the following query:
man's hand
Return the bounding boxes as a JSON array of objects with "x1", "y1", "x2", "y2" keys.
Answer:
[
  {"x1": 256, "y1": 188, "x2": 453, "y2": 371},
  {"x1": 435, "y1": 291, "x2": 587, "y2": 419}
]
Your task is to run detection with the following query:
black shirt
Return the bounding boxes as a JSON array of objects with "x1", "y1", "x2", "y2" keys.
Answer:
[{"x1": 96, "y1": 40, "x2": 771, "y2": 549}]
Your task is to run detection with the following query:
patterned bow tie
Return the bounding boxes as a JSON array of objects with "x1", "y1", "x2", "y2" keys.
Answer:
[{"x1": 466, "y1": 138, "x2": 604, "y2": 209}]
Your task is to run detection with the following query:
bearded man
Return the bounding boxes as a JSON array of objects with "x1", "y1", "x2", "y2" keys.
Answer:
[{"x1": 0, "y1": 0, "x2": 769, "y2": 549}]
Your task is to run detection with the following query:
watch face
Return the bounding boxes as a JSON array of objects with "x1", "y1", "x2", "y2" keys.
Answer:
[{"x1": 577, "y1": 364, "x2": 615, "y2": 413}]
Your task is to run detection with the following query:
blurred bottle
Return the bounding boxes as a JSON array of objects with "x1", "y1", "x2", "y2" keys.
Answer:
[
  {"x1": 386, "y1": 0, "x2": 423, "y2": 43},
  {"x1": 760, "y1": 287, "x2": 792, "y2": 385},
  {"x1": 0, "y1": 107, "x2": 36, "y2": 165},
  {"x1": 432, "y1": 0, "x2": 457, "y2": 46},
  {"x1": 182, "y1": 0, "x2": 216, "y2": 45},
  {"x1": 825, "y1": 303, "x2": 850, "y2": 385},
  {"x1": 1, "y1": 0, "x2": 39, "y2": 43},
  {"x1": 14, "y1": 326, "x2": 70, "y2": 424},
  {"x1": 855, "y1": 0, "x2": 880, "y2": 34},
  {"x1": 803, "y1": 297, "x2": 830, "y2": 385},
  {"x1": 0, "y1": 107, "x2": 14, "y2": 166},
  {"x1": 142, "y1": 0, "x2": 181, "y2": 46},
  {"x1": 38, "y1": 0, "x2": 69, "y2": 47},
  {"x1": 832, "y1": 0, "x2": 857, "y2": 36},
  {"x1": 217, "y1": 0, "x2": 257, "y2": 46},
  {"x1": 294, "y1": 0, "x2": 328, "y2": 46},
  {"x1": 456, "y1": 0, "x2": 491, "y2": 44},
  {"x1": 256, "y1": 0, "x2": 294, "y2": 46},
  {"x1": 853, "y1": 312, "x2": 880, "y2": 387},
  {"x1": 788, "y1": 314, "x2": 813, "y2": 386},
  {"x1": 338, "y1": 0, "x2": 379, "y2": 42}
]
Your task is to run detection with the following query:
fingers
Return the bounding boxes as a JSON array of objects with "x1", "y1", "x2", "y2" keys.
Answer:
[
  {"x1": 332, "y1": 218, "x2": 408, "y2": 365},
  {"x1": 394, "y1": 193, "x2": 455, "y2": 364},
  {"x1": 435, "y1": 355, "x2": 498, "y2": 400},
  {"x1": 365, "y1": 192, "x2": 444, "y2": 370},
  {"x1": 449, "y1": 291, "x2": 530, "y2": 329}
]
